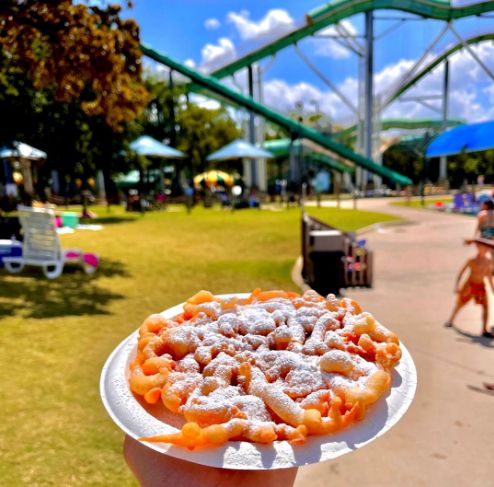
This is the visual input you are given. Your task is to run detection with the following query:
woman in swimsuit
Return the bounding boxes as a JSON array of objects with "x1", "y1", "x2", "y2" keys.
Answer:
[{"x1": 475, "y1": 199, "x2": 494, "y2": 239}]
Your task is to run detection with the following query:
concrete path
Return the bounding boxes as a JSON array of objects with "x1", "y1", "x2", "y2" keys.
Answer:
[{"x1": 295, "y1": 200, "x2": 494, "y2": 487}]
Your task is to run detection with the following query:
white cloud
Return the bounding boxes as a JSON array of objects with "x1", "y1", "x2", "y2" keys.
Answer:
[
  {"x1": 261, "y1": 41, "x2": 494, "y2": 125},
  {"x1": 382, "y1": 43, "x2": 494, "y2": 121},
  {"x1": 184, "y1": 59, "x2": 196, "y2": 69},
  {"x1": 312, "y1": 20, "x2": 358, "y2": 59},
  {"x1": 227, "y1": 9, "x2": 294, "y2": 41},
  {"x1": 262, "y1": 78, "x2": 357, "y2": 125},
  {"x1": 189, "y1": 93, "x2": 221, "y2": 110},
  {"x1": 200, "y1": 37, "x2": 237, "y2": 70},
  {"x1": 205, "y1": 18, "x2": 220, "y2": 30}
]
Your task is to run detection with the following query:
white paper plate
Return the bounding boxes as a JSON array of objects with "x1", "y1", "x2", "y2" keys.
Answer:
[{"x1": 100, "y1": 294, "x2": 417, "y2": 470}]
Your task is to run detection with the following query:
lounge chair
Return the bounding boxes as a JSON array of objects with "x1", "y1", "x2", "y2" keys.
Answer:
[
  {"x1": 449, "y1": 193, "x2": 478, "y2": 215},
  {"x1": 3, "y1": 205, "x2": 99, "y2": 279}
]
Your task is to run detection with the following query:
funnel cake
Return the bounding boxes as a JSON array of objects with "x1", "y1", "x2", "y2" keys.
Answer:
[{"x1": 129, "y1": 289, "x2": 401, "y2": 449}]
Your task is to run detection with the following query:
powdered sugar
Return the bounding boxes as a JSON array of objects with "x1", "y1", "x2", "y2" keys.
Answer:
[{"x1": 130, "y1": 291, "x2": 402, "y2": 446}]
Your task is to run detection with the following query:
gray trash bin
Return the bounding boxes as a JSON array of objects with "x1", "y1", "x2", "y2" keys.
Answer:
[{"x1": 307, "y1": 230, "x2": 347, "y2": 295}]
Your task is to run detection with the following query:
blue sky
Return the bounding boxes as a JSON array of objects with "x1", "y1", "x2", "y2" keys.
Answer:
[{"x1": 124, "y1": 1, "x2": 494, "y2": 125}]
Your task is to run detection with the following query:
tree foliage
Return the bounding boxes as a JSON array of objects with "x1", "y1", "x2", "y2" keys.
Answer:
[
  {"x1": 176, "y1": 102, "x2": 242, "y2": 176},
  {"x1": 0, "y1": 0, "x2": 148, "y2": 131},
  {"x1": 383, "y1": 138, "x2": 494, "y2": 187}
]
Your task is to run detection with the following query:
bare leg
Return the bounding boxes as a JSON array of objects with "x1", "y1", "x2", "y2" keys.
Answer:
[
  {"x1": 445, "y1": 300, "x2": 465, "y2": 327},
  {"x1": 481, "y1": 302, "x2": 488, "y2": 334}
]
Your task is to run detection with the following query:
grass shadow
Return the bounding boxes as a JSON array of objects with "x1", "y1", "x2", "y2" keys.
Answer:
[
  {"x1": 83, "y1": 216, "x2": 138, "y2": 225},
  {"x1": 0, "y1": 258, "x2": 129, "y2": 319}
]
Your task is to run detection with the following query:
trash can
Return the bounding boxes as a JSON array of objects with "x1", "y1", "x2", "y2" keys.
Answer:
[
  {"x1": 307, "y1": 230, "x2": 347, "y2": 295},
  {"x1": 308, "y1": 250, "x2": 345, "y2": 296}
]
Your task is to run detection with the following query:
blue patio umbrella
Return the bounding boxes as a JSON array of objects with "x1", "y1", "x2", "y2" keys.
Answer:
[
  {"x1": 0, "y1": 141, "x2": 47, "y2": 160},
  {"x1": 426, "y1": 120, "x2": 494, "y2": 158},
  {"x1": 130, "y1": 136, "x2": 185, "y2": 191},
  {"x1": 207, "y1": 138, "x2": 274, "y2": 161},
  {"x1": 0, "y1": 141, "x2": 47, "y2": 195},
  {"x1": 130, "y1": 135, "x2": 185, "y2": 159}
]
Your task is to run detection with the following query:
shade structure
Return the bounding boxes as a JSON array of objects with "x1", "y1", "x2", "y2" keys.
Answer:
[
  {"x1": 194, "y1": 170, "x2": 234, "y2": 187},
  {"x1": 130, "y1": 135, "x2": 185, "y2": 159},
  {"x1": 0, "y1": 141, "x2": 47, "y2": 160},
  {"x1": 426, "y1": 120, "x2": 494, "y2": 158},
  {"x1": 207, "y1": 139, "x2": 274, "y2": 161}
]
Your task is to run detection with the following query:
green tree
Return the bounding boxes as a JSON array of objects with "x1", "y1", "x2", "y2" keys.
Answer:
[
  {"x1": 383, "y1": 145, "x2": 423, "y2": 183},
  {"x1": 176, "y1": 103, "x2": 241, "y2": 177},
  {"x1": 0, "y1": 0, "x2": 148, "y2": 131},
  {"x1": 139, "y1": 74, "x2": 183, "y2": 145}
]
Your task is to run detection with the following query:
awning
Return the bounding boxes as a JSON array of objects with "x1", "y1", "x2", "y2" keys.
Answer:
[
  {"x1": 207, "y1": 139, "x2": 274, "y2": 161},
  {"x1": 0, "y1": 141, "x2": 47, "y2": 160},
  {"x1": 130, "y1": 136, "x2": 185, "y2": 158},
  {"x1": 193, "y1": 170, "x2": 234, "y2": 187},
  {"x1": 426, "y1": 120, "x2": 494, "y2": 157}
]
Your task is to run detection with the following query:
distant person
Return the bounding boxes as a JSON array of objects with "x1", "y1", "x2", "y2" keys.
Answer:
[
  {"x1": 249, "y1": 187, "x2": 260, "y2": 209},
  {"x1": 184, "y1": 184, "x2": 194, "y2": 214},
  {"x1": 445, "y1": 239, "x2": 494, "y2": 338},
  {"x1": 474, "y1": 199, "x2": 494, "y2": 239}
]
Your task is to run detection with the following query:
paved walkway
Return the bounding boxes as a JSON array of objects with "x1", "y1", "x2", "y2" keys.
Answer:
[{"x1": 295, "y1": 199, "x2": 494, "y2": 487}]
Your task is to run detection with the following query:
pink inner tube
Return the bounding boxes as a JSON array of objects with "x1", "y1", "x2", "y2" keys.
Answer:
[
  {"x1": 83, "y1": 253, "x2": 99, "y2": 268},
  {"x1": 65, "y1": 250, "x2": 81, "y2": 259}
]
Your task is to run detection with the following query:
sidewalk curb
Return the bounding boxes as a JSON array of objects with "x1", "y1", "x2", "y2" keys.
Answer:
[{"x1": 291, "y1": 255, "x2": 311, "y2": 292}]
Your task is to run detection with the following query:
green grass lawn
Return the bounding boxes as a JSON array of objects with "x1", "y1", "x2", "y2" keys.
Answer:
[{"x1": 0, "y1": 204, "x2": 399, "y2": 486}]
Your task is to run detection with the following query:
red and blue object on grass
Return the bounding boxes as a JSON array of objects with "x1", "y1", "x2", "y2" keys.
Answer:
[{"x1": 0, "y1": 239, "x2": 22, "y2": 268}]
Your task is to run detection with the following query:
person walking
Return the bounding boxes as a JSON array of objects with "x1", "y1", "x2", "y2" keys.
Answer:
[
  {"x1": 474, "y1": 199, "x2": 494, "y2": 239},
  {"x1": 445, "y1": 239, "x2": 494, "y2": 338}
]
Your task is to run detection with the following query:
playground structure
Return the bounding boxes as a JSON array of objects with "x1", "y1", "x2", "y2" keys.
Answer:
[{"x1": 141, "y1": 0, "x2": 494, "y2": 193}]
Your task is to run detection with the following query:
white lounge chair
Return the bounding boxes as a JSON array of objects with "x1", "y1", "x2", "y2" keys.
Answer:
[{"x1": 3, "y1": 205, "x2": 99, "y2": 279}]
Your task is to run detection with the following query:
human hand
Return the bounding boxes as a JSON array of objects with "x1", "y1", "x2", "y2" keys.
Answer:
[{"x1": 123, "y1": 435, "x2": 298, "y2": 487}]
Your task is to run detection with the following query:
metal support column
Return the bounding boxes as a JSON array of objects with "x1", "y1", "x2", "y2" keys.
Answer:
[
  {"x1": 256, "y1": 64, "x2": 267, "y2": 191},
  {"x1": 168, "y1": 70, "x2": 177, "y2": 191},
  {"x1": 247, "y1": 65, "x2": 257, "y2": 188},
  {"x1": 364, "y1": 10, "x2": 375, "y2": 189},
  {"x1": 439, "y1": 60, "x2": 449, "y2": 183}
]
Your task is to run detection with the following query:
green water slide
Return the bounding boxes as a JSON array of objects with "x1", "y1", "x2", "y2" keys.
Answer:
[
  {"x1": 208, "y1": 0, "x2": 494, "y2": 79},
  {"x1": 336, "y1": 118, "x2": 465, "y2": 139},
  {"x1": 141, "y1": 44, "x2": 412, "y2": 185},
  {"x1": 386, "y1": 32, "x2": 494, "y2": 104},
  {"x1": 263, "y1": 138, "x2": 355, "y2": 174}
]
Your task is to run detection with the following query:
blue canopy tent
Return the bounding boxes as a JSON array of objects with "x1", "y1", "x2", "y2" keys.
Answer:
[
  {"x1": 207, "y1": 139, "x2": 273, "y2": 161},
  {"x1": 129, "y1": 136, "x2": 185, "y2": 191},
  {"x1": 0, "y1": 141, "x2": 47, "y2": 196},
  {"x1": 426, "y1": 120, "x2": 494, "y2": 157},
  {"x1": 0, "y1": 141, "x2": 47, "y2": 160},
  {"x1": 130, "y1": 136, "x2": 185, "y2": 159}
]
